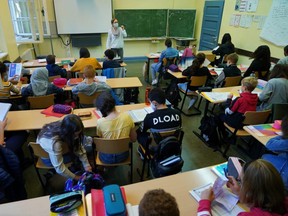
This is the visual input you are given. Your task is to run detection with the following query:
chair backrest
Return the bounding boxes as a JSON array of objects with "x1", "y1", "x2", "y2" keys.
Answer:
[
  {"x1": 48, "y1": 75, "x2": 61, "y2": 82},
  {"x1": 29, "y1": 142, "x2": 70, "y2": 158},
  {"x1": 271, "y1": 103, "x2": 288, "y2": 121},
  {"x1": 243, "y1": 110, "x2": 271, "y2": 125},
  {"x1": 93, "y1": 137, "x2": 130, "y2": 154},
  {"x1": 27, "y1": 94, "x2": 55, "y2": 109},
  {"x1": 189, "y1": 75, "x2": 207, "y2": 87},
  {"x1": 223, "y1": 76, "x2": 242, "y2": 87},
  {"x1": 78, "y1": 92, "x2": 101, "y2": 108},
  {"x1": 152, "y1": 128, "x2": 184, "y2": 145},
  {"x1": 162, "y1": 57, "x2": 178, "y2": 68}
]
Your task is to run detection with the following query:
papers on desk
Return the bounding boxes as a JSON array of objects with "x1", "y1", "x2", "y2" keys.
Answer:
[
  {"x1": 150, "y1": 53, "x2": 161, "y2": 57},
  {"x1": 0, "y1": 103, "x2": 12, "y2": 121},
  {"x1": 246, "y1": 124, "x2": 281, "y2": 136},
  {"x1": 128, "y1": 106, "x2": 153, "y2": 123},
  {"x1": 211, "y1": 162, "x2": 228, "y2": 180},
  {"x1": 190, "y1": 177, "x2": 243, "y2": 216},
  {"x1": 257, "y1": 79, "x2": 267, "y2": 90},
  {"x1": 201, "y1": 92, "x2": 232, "y2": 103},
  {"x1": 203, "y1": 58, "x2": 211, "y2": 67},
  {"x1": 210, "y1": 68, "x2": 223, "y2": 76},
  {"x1": 213, "y1": 46, "x2": 219, "y2": 51},
  {"x1": 126, "y1": 203, "x2": 139, "y2": 216},
  {"x1": 95, "y1": 76, "x2": 107, "y2": 83},
  {"x1": 38, "y1": 59, "x2": 46, "y2": 63}
]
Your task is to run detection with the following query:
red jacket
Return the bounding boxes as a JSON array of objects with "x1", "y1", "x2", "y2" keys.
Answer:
[{"x1": 230, "y1": 92, "x2": 258, "y2": 114}]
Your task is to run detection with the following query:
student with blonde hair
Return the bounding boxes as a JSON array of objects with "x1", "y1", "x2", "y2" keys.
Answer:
[
  {"x1": 197, "y1": 159, "x2": 288, "y2": 215},
  {"x1": 139, "y1": 189, "x2": 180, "y2": 216}
]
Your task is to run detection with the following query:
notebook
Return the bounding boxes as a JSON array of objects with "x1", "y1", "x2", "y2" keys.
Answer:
[
  {"x1": 8, "y1": 63, "x2": 22, "y2": 81},
  {"x1": 0, "y1": 103, "x2": 12, "y2": 121}
]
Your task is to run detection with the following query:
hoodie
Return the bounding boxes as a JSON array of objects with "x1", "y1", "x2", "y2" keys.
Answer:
[
  {"x1": 230, "y1": 92, "x2": 258, "y2": 114},
  {"x1": 71, "y1": 81, "x2": 111, "y2": 96}
]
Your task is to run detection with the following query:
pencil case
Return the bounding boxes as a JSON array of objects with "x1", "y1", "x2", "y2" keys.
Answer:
[
  {"x1": 50, "y1": 190, "x2": 82, "y2": 213},
  {"x1": 53, "y1": 104, "x2": 72, "y2": 114},
  {"x1": 103, "y1": 184, "x2": 126, "y2": 216}
]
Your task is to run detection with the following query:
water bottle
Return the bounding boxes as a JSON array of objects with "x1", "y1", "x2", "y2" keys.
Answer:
[{"x1": 145, "y1": 86, "x2": 151, "y2": 105}]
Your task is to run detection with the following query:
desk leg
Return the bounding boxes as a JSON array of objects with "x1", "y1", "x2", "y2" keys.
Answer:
[{"x1": 146, "y1": 58, "x2": 150, "y2": 83}]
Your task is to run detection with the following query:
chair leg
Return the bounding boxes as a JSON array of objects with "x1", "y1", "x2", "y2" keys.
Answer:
[
  {"x1": 130, "y1": 143, "x2": 133, "y2": 183},
  {"x1": 177, "y1": 94, "x2": 202, "y2": 116}
]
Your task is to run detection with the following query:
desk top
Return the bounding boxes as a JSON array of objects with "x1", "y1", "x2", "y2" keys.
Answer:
[
  {"x1": 243, "y1": 124, "x2": 277, "y2": 145},
  {"x1": 6, "y1": 103, "x2": 147, "y2": 131},
  {"x1": 23, "y1": 58, "x2": 75, "y2": 68}
]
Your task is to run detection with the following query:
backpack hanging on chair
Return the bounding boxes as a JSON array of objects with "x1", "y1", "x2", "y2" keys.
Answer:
[{"x1": 150, "y1": 136, "x2": 184, "y2": 178}]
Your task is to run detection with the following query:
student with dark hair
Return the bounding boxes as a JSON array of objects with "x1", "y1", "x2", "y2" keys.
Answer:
[
  {"x1": 212, "y1": 33, "x2": 235, "y2": 66},
  {"x1": 94, "y1": 91, "x2": 136, "y2": 164},
  {"x1": 262, "y1": 115, "x2": 288, "y2": 190},
  {"x1": 278, "y1": 45, "x2": 288, "y2": 65},
  {"x1": 258, "y1": 64, "x2": 288, "y2": 110},
  {"x1": 70, "y1": 47, "x2": 101, "y2": 72},
  {"x1": 102, "y1": 49, "x2": 121, "y2": 69},
  {"x1": 137, "y1": 88, "x2": 182, "y2": 149},
  {"x1": 243, "y1": 45, "x2": 271, "y2": 79},
  {"x1": 198, "y1": 159, "x2": 288, "y2": 215},
  {"x1": 46, "y1": 54, "x2": 67, "y2": 78},
  {"x1": 151, "y1": 38, "x2": 179, "y2": 85},
  {"x1": 37, "y1": 114, "x2": 92, "y2": 180},
  {"x1": 0, "y1": 61, "x2": 21, "y2": 98},
  {"x1": 214, "y1": 53, "x2": 241, "y2": 87},
  {"x1": 106, "y1": 18, "x2": 127, "y2": 61},
  {"x1": 139, "y1": 189, "x2": 180, "y2": 216}
]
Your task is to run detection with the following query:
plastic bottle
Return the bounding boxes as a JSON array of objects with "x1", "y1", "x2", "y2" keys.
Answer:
[{"x1": 145, "y1": 86, "x2": 151, "y2": 105}]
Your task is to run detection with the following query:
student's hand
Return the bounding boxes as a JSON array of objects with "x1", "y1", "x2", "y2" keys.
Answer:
[
  {"x1": 201, "y1": 187, "x2": 214, "y2": 201},
  {"x1": 121, "y1": 25, "x2": 125, "y2": 30},
  {"x1": 0, "y1": 118, "x2": 8, "y2": 130},
  {"x1": 85, "y1": 165, "x2": 92, "y2": 172},
  {"x1": 226, "y1": 176, "x2": 240, "y2": 196},
  {"x1": 227, "y1": 93, "x2": 233, "y2": 99}
]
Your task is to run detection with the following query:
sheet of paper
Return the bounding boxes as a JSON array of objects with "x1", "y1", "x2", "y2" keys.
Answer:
[
  {"x1": 203, "y1": 58, "x2": 211, "y2": 67},
  {"x1": 126, "y1": 203, "x2": 139, "y2": 216},
  {"x1": 8, "y1": 63, "x2": 22, "y2": 80},
  {"x1": 128, "y1": 108, "x2": 149, "y2": 123},
  {"x1": 38, "y1": 59, "x2": 46, "y2": 63},
  {"x1": 95, "y1": 76, "x2": 107, "y2": 83},
  {"x1": 23, "y1": 62, "x2": 34, "y2": 67},
  {"x1": 202, "y1": 92, "x2": 231, "y2": 103},
  {"x1": 0, "y1": 103, "x2": 12, "y2": 121}
]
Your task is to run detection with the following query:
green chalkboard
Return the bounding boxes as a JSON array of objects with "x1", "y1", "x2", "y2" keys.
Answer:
[
  {"x1": 115, "y1": 10, "x2": 167, "y2": 38},
  {"x1": 168, "y1": 10, "x2": 196, "y2": 38}
]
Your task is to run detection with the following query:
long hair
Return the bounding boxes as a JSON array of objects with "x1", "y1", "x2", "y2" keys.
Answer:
[
  {"x1": 269, "y1": 64, "x2": 288, "y2": 80},
  {"x1": 221, "y1": 33, "x2": 232, "y2": 45},
  {"x1": 38, "y1": 114, "x2": 84, "y2": 152},
  {"x1": 95, "y1": 91, "x2": 116, "y2": 117},
  {"x1": 240, "y1": 159, "x2": 286, "y2": 214},
  {"x1": 79, "y1": 47, "x2": 90, "y2": 58},
  {"x1": 190, "y1": 53, "x2": 206, "y2": 76},
  {"x1": 252, "y1": 45, "x2": 271, "y2": 61}
]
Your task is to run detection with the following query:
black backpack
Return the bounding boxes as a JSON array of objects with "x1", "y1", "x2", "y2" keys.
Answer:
[
  {"x1": 165, "y1": 80, "x2": 181, "y2": 107},
  {"x1": 150, "y1": 136, "x2": 184, "y2": 178},
  {"x1": 198, "y1": 115, "x2": 220, "y2": 148},
  {"x1": 124, "y1": 87, "x2": 139, "y2": 104}
]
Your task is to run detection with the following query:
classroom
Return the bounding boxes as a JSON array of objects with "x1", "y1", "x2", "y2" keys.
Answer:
[{"x1": 1, "y1": 0, "x2": 288, "y2": 215}]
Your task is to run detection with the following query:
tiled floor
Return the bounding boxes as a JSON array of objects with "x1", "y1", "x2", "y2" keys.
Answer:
[{"x1": 23, "y1": 60, "x2": 253, "y2": 199}]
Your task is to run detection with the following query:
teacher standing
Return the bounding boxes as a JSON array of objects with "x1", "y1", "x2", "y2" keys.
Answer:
[{"x1": 106, "y1": 18, "x2": 127, "y2": 61}]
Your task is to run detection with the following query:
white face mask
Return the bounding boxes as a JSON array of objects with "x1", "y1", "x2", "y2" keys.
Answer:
[{"x1": 113, "y1": 23, "x2": 119, "y2": 28}]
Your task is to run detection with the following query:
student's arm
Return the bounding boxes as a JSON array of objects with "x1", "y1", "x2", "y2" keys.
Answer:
[
  {"x1": 258, "y1": 82, "x2": 272, "y2": 102},
  {"x1": 75, "y1": 145, "x2": 92, "y2": 172},
  {"x1": 71, "y1": 85, "x2": 80, "y2": 95},
  {"x1": 129, "y1": 127, "x2": 137, "y2": 142},
  {"x1": 182, "y1": 65, "x2": 192, "y2": 76},
  {"x1": 70, "y1": 60, "x2": 80, "y2": 72},
  {"x1": 197, "y1": 188, "x2": 214, "y2": 216},
  {"x1": 158, "y1": 50, "x2": 166, "y2": 63},
  {"x1": 106, "y1": 30, "x2": 112, "y2": 49},
  {"x1": 266, "y1": 136, "x2": 288, "y2": 152},
  {"x1": 121, "y1": 27, "x2": 127, "y2": 38},
  {"x1": 21, "y1": 84, "x2": 33, "y2": 97},
  {"x1": 243, "y1": 59, "x2": 257, "y2": 77},
  {"x1": 0, "y1": 119, "x2": 7, "y2": 146}
]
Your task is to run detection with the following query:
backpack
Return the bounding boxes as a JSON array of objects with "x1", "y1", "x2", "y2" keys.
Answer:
[
  {"x1": 198, "y1": 115, "x2": 220, "y2": 149},
  {"x1": 124, "y1": 87, "x2": 139, "y2": 104},
  {"x1": 165, "y1": 80, "x2": 181, "y2": 107},
  {"x1": 150, "y1": 136, "x2": 184, "y2": 178}
]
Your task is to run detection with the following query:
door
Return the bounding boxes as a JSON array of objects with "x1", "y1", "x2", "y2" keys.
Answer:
[{"x1": 199, "y1": 1, "x2": 225, "y2": 51}]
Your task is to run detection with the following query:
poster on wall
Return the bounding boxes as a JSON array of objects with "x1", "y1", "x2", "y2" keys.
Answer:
[
  {"x1": 260, "y1": 0, "x2": 288, "y2": 46},
  {"x1": 246, "y1": 0, "x2": 259, "y2": 12}
]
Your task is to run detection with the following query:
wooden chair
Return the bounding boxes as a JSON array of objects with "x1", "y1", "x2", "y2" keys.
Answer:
[
  {"x1": 138, "y1": 128, "x2": 184, "y2": 181},
  {"x1": 48, "y1": 75, "x2": 61, "y2": 82},
  {"x1": 93, "y1": 137, "x2": 133, "y2": 183},
  {"x1": 28, "y1": 142, "x2": 71, "y2": 189},
  {"x1": 157, "y1": 57, "x2": 178, "y2": 85},
  {"x1": 222, "y1": 76, "x2": 242, "y2": 87},
  {"x1": 222, "y1": 109, "x2": 271, "y2": 157},
  {"x1": 77, "y1": 92, "x2": 101, "y2": 108},
  {"x1": 271, "y1": 103, "x2": 288, "y2": 121},
  {"x1": 178, "y1": 75, "x2": 207, "y2": 116},
  {"x1": 27, "y1": 94, "x2": 55, "y2": 109}
]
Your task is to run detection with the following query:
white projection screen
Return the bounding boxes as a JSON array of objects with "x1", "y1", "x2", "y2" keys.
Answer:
[{"x1": 54, "y1": 0, "x2": 112, "y2": 34}]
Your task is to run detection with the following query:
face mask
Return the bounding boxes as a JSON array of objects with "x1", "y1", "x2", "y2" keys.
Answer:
[
  {"x1": 113, "y1": 23, "x2": 119, "y2": 28},
  {"x1": 150, "y1": 103, "x2": 157, "y2": 111}
]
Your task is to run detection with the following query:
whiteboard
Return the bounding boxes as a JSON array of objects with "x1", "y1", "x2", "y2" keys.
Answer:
[
  {"x1": 54, "y1": 0, "x2": 112, "y2": 34},
  {"x1": 260, "y1": 0, "x2": 288, "y2": 46}
]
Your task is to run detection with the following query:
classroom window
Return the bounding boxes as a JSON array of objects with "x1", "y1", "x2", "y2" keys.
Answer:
[{"x1": 8, "y1": 0, "x2": 49, "y2": 43}]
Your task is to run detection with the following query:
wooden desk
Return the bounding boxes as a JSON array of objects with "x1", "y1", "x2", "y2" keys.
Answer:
[
  {"x1": 63, "y1": 77, "x2": 142, "y2": 91},
  {"x1": 5, "y1": 103, "x2": 147, "y2": 131},
  {"x1": 243, "y1": 124, "x2": 277, "y2": 145},
  {"x1": 167, "y1": 70, "x2": 187, "y2": 79},
  {"x1": 23, "y1": 58, "x2": 75, "y2": 68},
  {"x1": 198, "y1": 50, "x2": 216, "y2": 62}
]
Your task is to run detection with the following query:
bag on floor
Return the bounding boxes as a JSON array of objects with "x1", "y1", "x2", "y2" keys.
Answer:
[
  {"x1": 150, "y1": 136, "x2": 184, "y2": 178},
  {"x1": 50, "y1": 190, "x2": 82, "y2": 213},
  {"x1": 165, "y1": 80, "x2": 181, "y2": 107},
  {"x1": 124, "y1": 87, "x2": 139, "y2": 104},
  {"x1": 199, "y1": 115, "x2": 220, "y2": 148}
]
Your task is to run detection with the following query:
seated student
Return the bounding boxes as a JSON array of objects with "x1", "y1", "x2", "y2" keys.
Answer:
[
  {"x1": 137, "y1": 88, "x2": 182, "y2": 153},
  {"x1": 151, "y1": 38, "x2": 179, "y2": 85},
  {"x1": 94, "y1": 91, "x2": 136, "y2": 164},
  {"x1": 218, "y1": 77, "x2": 258, "y2": 137},
  {"x1": 21, "y1": 68, "x2": 64, "y2": 103},
  {"x1": 258, "y1": 64, "x2": 288, "y2": 111},
  {"x1": 211, "y1": 33, "x2": 235, "y2": 66},
  {"x1": 214, "y1": 53, "x2": 241, "y2": 88},
  {"x1": 102, "y1": 49, "x2": 121, "y2": 69},
  {"x1": 179, "y1": 44, "x2": 195, "y2": 69},
  {"x1": 37, "y1": 114, "x2": 92, "y2": 180},
  {"x1": 178, "y1": 53, "x2": 212, "y2": 109},
  {"x1": 262, "y1": 115, "x2": 288, "y2": 190},
  {"x1": 278, "y1": 45, "x2": 288, "y2": 65},
  {"x1": 0, "y1": 61, "x2": 21, "y2": 99},
  {"x1": 198, "y1": 159, "x2": 288, "y2": 215},
  {"x1": 70, "y1": 47, "x2": 101, "y2": 72},
  {"x1": 243, "y1": 45, "x2": 271, "y2": 79},
  {"x1": 139, "y1": 189, "x2": 180, "y2": 216},
  {"x1": 45, "y1": 54, "x2": 67, "y2": 78}
]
